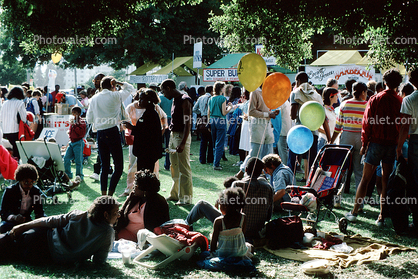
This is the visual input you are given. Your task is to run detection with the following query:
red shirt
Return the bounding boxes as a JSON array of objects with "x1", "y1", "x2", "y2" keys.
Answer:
[
  {"x1": 361, "y1": 89, "x2": 403, "y2": 146},
  {"x1": 50, "y1": 91, "x2": 58, "y2": 106},
  {"x1": 69, "y1": 117, "x2": 86, "y2": 142}
]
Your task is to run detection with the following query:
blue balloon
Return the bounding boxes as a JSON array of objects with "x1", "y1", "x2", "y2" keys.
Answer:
[{"x1": 287, "y1": 125, "x2": 314, "y2": 154}]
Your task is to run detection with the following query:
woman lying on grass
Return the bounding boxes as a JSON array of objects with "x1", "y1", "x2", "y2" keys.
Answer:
[{"x1": 0, "y1": 196, "x2": 120, "y2": 265}]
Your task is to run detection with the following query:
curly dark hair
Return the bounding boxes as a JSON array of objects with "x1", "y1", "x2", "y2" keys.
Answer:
[
  {"x1": 15, "y1": 164, "x2": 38, "y2": 182},
  {"x1": 134, "y1": 169, "x2": 160, "y2": 193},
  {"x1": 88, "y1": 196, "x2": 120, "y2": 224},
  {"x1": 223, "y1": 176, "x2": 238, "y2": 189},
  {"x1": 218, "y1": 187, "x2": 246, "y2": 213},
  {"x1": 383, "y1": 68, "x2": 403, "y2": 89}
]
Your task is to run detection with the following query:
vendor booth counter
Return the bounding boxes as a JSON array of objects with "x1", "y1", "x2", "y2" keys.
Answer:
[{"x1": 42, "y1": 113, "x2": 71, "y2": 147}]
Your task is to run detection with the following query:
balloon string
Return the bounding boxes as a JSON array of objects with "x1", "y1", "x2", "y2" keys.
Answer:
[
  {"x1": 292, "y1": 158, "x2": 297, "y2": 185},
  {"x1": 245, "y1": 116, "x2": 269, "y2": 198}
]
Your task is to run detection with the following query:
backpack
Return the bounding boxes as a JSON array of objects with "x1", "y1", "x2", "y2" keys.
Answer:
[
  {"x1": 26, "y1": 98, "x2": 35, "y2": 114},
  {"x1": 387, "y1": 156, "x2": 417, "y2": 234},
  {"x1": 265, "y1": 215, "x2": 304, "y2": 249}
]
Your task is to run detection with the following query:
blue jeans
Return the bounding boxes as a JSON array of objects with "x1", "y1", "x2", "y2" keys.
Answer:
[
  {"x1": 240, "y1": 142, "x2": 273, "y2": 172},
  {"x1": 163, "y1": 118, "x2": 171, "y2": 170},
  {"x1": 64, "y1": 139, "x2": 84, "y2": 179},
  {"x1": 211, "y1": 118, "x2": 227, "y2": 167},
  {"x1": 97, "y1": 126, "x2": 124, "y2": 194},
  {"x1": 186, "y1": 200, "x2": 221, "y2": 225}
]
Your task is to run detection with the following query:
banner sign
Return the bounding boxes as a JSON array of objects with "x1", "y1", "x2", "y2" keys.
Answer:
[
  {"x1": 255, "y1": 44, "x2": 277, "y2": 66},
  {"x1": 129, "y1": 75, "x2": 168, "y2": 84},
  {"x1": 193, "y1": 42, "x2": 203, "y2": 68},
  {"x1": 203, "y1": 68, "x2": 239, "y2": 82},
  {"x1": 305, "y1": 65, "x2": 375, "y2": 85}
]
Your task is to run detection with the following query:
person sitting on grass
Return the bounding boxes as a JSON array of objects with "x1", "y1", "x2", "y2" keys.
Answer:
[
  {"x1": 64, "y1": 106, "x2": 86, "y2": 183},
  {"x1": 0, "y1": 196, "x2": 120, "y2": 264},
  {"x1": 115, "y1": 170, "x2": 169, "y2": 242},
  {"x1": 232, "y1": 157, "x2": 274, "y2": 240},
  {"x1": 262, "y1": 153, "x2": 294, "y2": 211},
  {"x1": 210, "y1": 187, "x2": 253, "y2": 258},
  {"x1": 188, "y1": 157, "x2": 273, "y2": 242},
  {"x1": 0, "y1": 164, "x2": 46, "y2": 233},
  {"x1": 185, "y1": 176, "x2": 238, "y2": 227}
]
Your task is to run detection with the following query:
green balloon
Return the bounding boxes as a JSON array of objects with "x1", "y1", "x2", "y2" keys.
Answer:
[{"x1": 299, "y1": 101, "x2": 326, "y2": 131}]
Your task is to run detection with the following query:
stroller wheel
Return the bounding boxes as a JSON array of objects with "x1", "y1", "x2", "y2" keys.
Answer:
[
  {"x1": 339, "y1": 217, "x2": 348, "y2": 234},
  {"x1": 52, "y1": 195, "x2": 59, "y2": 205}
]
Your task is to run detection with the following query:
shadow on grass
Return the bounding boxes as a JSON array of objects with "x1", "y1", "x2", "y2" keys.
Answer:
[
  {"x1": 367, "y1": 260, "x2": 418, "y2": 278},
  {"x1": 10, "y1": 260, "x2": 126, "y2": 278}
]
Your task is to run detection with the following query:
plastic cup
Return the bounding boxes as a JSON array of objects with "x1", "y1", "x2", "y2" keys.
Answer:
[
  {"x1": 317, "y1": 231, "x2": 326, "y2": 238},
  {"x1": 121, "y1": 248, "x2": 132, "y2": 264}
]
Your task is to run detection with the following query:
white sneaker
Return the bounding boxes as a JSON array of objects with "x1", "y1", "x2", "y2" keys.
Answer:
[
  {"x1": 89, "y1": 173, "x2": 100, "y2": 181},
  {"x1": 75, "y1": 176, "x2": 82, "y2": 183},
  {"x1": 345, "y1": 211, "x2": 357, "y2": 222}
]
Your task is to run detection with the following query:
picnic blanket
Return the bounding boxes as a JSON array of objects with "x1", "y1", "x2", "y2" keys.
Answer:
[{"x1": 264, "y1": 233, "x2": 415, "y2": 268}]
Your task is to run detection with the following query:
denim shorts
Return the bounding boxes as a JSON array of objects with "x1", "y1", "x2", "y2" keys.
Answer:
[{"x1": 365, "y1": 142, "x2": 396, "y2": 166}]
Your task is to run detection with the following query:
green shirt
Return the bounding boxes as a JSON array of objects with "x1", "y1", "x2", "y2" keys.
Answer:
[{"x1": 209, "y1": 95, "x2": 226, "y2": 119}]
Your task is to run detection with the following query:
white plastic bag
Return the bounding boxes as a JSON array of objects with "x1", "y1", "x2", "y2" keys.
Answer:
[{"x1": 329, "y1": 242, "x2": 354, "y2": 253}]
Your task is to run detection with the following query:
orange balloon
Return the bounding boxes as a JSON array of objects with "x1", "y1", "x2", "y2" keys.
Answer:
[{"x1": 262, "y1": 73, "x2": 292, "y2": 109}]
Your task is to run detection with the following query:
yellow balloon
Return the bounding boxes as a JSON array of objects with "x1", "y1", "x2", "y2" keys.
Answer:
[
  {"x1": 238, "y1": 53, "x2": 267, "y2": 92},
  {"x1": 51, "y1": 52, "x2": 62, "y2": 64}
]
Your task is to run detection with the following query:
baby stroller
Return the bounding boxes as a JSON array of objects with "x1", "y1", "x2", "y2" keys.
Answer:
[
  {"x1": 16, "y1": 137, "x2": 75, "y2": 204},
  {"x1": 281, "y1": 144, "x2": 353, "y2": 234}
]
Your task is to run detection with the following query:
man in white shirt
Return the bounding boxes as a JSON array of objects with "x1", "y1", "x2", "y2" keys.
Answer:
[{"x1": 86, "y1": 76, "x2": 135, "y2": 196}]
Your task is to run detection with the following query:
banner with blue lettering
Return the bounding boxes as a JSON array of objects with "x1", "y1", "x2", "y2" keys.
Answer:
[{"x1": 203, "y1": 68, "x2": 239, "y2": 82}]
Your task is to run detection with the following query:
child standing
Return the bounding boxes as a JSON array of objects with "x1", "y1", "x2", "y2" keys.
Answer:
[
  {"x1": 210, "y1": 187, "x2": 252, "y2": 258},
  {"x1": 64, "y1": 107, "x2": 86, "y2": 182}
]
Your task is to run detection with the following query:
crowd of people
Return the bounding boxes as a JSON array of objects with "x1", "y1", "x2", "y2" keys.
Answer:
[{"x1": 0, "y1": 66, "x2": 417, "y2": 265}]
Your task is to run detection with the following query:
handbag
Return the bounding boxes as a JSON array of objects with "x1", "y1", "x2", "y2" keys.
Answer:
[
  {"x1": 124, "y1": 129, "x2": 134, "y2": 145},
  {"x1": 17, "y1": 112, "x2": 35, "y2": 141}
]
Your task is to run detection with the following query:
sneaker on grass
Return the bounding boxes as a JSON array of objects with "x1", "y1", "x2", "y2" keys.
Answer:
[
  {"x1": 345, "y1": 211, "x2": 357, "y2": 222},
  {"x1": 89, "y1": 173, "x2": 99, "y2": 181}
]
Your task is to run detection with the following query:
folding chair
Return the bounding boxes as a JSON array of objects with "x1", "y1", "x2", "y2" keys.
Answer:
[{"x1": 133, "y1": 234, "x2": 197, "y2": 269}]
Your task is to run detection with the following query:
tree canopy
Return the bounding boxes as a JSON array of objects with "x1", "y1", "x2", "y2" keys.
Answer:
[
  {"x1": 1, "y1": 0, "x2": 416, "y2": 78},
  {"x1": 210, "y1": 0, "x2": 418, "y2": 70},
  {"x1": 0, "y1": 0, "x2": 222, "y2": 71}
]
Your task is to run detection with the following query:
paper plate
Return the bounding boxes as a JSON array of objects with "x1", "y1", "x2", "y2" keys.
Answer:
[{"x1": 301, "y1": 259, "x2": 330, "y2": 275}]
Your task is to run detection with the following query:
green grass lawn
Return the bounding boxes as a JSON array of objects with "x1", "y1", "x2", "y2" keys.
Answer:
[{"x1": 0, "y1": 136, "x2": 417, "y2": 278}]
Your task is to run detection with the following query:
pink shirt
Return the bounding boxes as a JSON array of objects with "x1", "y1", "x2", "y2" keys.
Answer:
[{"x1": 117, "y1": 202, "x2": 146, "y2": 242}]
